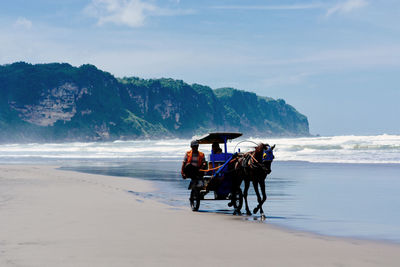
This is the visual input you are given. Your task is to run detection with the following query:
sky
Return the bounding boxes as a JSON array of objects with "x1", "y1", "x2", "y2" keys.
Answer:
[{"x1": 0, "y1": 0, "x2": 399, "y2": 136}]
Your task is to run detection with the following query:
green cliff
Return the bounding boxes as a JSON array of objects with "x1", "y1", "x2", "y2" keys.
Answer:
[{"x1": 0, "y1": 62, "x2": 309, "y2": 142}]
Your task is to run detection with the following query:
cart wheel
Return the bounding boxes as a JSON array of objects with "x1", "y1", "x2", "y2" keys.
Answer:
[
  {"x1": 232, "y1": 188, "x2": 243, "y2": 211},
  {"x1": 190, "y1": 189, "x2": 200, "y2": 211}
]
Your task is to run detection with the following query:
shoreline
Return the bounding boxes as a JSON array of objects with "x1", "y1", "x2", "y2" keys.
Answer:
[
  {"x1": 61, "y1": 162, "x2": 400, "y2": 245},
  {"x1": 44, "y1": 165, "x2": 400, "y2": 249},
  {"x1": 1, "y1": 164, "x2": 400, "y2": 266},
  {"x1": 0, "y1": 165, "x2": 400, "y2": 266},
  {"x1": 7, "y1": 162, "x2": 400, "y2": 245},
  {"x1": 241, "y1": 214, "x2": 400, "y2": 247}
]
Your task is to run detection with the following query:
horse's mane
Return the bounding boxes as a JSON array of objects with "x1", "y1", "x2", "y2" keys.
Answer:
[
  {"x1": 254, "y1": 143, "x2": 264, "y2": 154},
  {"x1": 237, "y1": 143, "x2": 270, "y2": 165}
]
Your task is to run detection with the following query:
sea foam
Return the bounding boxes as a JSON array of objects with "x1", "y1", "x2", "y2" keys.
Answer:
[{"x1": 0, "y1": 134, "x2": 399, "y2": 164}]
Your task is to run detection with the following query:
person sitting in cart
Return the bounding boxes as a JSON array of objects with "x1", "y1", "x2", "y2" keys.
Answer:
[
  {"x1": 181, "y1": 140, "x2": 206, "y2": 180},
  {"x1": 211, "y1": 142, "x2": 223, "y2": 154}
]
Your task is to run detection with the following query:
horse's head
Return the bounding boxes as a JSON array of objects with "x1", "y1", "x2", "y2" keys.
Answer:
[{"x1": 258, "y1": 143, "x2": 275, "y2": 175}]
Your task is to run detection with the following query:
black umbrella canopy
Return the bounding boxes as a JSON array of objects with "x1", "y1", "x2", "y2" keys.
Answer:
[{"x1": 196, "y1": 132, "x2": 242, "y2": 144}]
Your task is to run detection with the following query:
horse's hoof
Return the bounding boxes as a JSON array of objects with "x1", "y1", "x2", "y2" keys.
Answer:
[
  {"x1": 235, "y1": 210, "x2": 242, "y2": 216},
  {"x1": 261, "y1": 214, "x2": 266, "y2": 221},
  {"x1": 233, "y1": 210, "x2": 241, "y2": 215},
  {"x1": 227, "y1": 202, "x2": 233, "y2": 207},
  {"x1": 246, "y1": 211, "x2": 252, "y2": 216}
]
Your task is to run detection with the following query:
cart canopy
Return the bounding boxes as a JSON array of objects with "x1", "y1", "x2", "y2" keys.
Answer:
[{"x1": 197, "y1": 132, "x2": 242, "y2": 144}]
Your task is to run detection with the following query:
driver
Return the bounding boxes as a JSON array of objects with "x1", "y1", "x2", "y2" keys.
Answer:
[{"x1": 181, "y1": 140, "x2": 206, "y2": 180}]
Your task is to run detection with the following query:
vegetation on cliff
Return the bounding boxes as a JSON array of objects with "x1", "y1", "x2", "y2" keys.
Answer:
[{"x1": 0, "y1": 62, "x2": 309, "y2": 142}]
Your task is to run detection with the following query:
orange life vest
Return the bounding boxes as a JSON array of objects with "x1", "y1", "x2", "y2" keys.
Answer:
[{"x1": 186, "y1": 150, "x2": 205, "y2": 167}]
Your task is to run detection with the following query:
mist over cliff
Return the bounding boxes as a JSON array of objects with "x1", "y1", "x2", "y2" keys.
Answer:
[{"x1": 0, "y1": 62, "x2": 309, "y2": 142}]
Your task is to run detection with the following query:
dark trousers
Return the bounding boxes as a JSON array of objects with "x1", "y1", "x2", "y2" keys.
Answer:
[
  {"x1": 184, "y1": 164, "x2": 202, "y2": 179},
  {"x1": 184, "y1": 164, "x2": 204, "y2": 189}
]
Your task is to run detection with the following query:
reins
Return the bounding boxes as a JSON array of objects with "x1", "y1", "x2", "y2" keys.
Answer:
[
  {"x1": 199, "y1": 165, "x2": 222, "y2": 172},
  {"x1": 250, "y1": 153, "x2": 259, "y2": 164},
  {"x1": 199, "y1": 158, "x2": 238, "y2": 172}
]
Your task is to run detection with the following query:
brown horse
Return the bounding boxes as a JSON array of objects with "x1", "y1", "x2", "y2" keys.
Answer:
[{"x1": 232, "y1": 143, "x2": 275, "y2": 219}]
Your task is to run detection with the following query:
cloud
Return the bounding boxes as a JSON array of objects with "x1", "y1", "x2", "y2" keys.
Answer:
[
  {"x1": 326, "y1": 0, "x2": 368, "y2": 17},
  {"x1": 260, "y1": 45, "x2": 400, "y2": 72},
  {"x1": 14, "y1": 17, "x2": 32, "y2": 29},
  {"x1": 212, "y1": 1, "x2": 369, "y2": 17},
  {"x1": 85, "y1": 0, "x2": 194, "y2": 28},
  {"x1": 261, "y1": 72, "x2": 317, "y2": 88},
  {"x1": 211, "y1": 4, "x2": 324, "y2": 11},
  {"x1": 85, "y1": 0, "x2": 156, "y2": 27}
]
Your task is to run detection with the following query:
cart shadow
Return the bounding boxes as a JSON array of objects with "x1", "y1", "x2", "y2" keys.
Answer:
[
  {"x1": 197, "y1": 209, "x2": 288, "y2": 221},
  {"x1": 197, "y1": 209, "x2": 232, "y2": 214}
]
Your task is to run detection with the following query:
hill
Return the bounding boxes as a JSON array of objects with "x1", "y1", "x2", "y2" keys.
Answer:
[{"x1": 0, "y1": 62, "x2": 309, "y2": 142}]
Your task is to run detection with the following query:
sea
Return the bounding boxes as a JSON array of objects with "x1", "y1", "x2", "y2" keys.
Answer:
[{"x1": 1, "y1": 134, "x2": 400, "y2": 243}]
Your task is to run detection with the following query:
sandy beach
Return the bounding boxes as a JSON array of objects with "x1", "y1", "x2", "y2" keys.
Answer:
[{"x1": 1, "y1": 165, "x2": 399, "y2": 266}]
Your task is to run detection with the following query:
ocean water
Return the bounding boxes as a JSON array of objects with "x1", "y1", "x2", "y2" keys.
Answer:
[
  {"x1": 1, "y1": 134, "x2": 399, "y2": 163},
  {"x1": 1, "y1": 134, "x2": 400, "y2": 242}
]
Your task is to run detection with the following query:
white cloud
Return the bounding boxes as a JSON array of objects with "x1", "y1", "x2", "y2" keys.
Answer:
[
  {"x1": 261, "y1": 72, "x2": 317, "y2": 88},
  {"x1": 212, "y1": 4, "x2": 324, "y2": 11},
  {"x1": 326, "y1": 0, "x2": 368, "y2": 17},
  {"x1": 212, "y1": 1, "x2": 369, "y2": 17},
  {"x1": 14, "y1": 17, "x2": 33, "y2": 29},
  {"x1": 85, "y1": 0, "x2": 156, "y2": 27},
  {"x1": 260, "y1": 45, "x2": 400, "y2": 73},
  {"x1": 85, "y1": 0, "x2": 194, "y2": 28}
]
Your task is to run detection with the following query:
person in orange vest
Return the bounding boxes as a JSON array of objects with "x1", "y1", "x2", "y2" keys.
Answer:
[{"x1": 181, "y1": 140, "x2": 206, "y2": 180}]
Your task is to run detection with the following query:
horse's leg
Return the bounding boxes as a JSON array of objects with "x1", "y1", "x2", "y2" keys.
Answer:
[
  {"x1": 231, "y1": 176, "x2": 242, "y2": 215},
  {"x1": 243, "y1": 178, "x2": 251, "y2": 215},
  {"x1": 252, "y1": 179, "x2": 262, "y2": 215},
  {"x1": 258, "y1": 178, "x2": 267, "y2": 220}
]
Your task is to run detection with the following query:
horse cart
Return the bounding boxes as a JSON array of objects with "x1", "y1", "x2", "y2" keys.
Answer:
[{"x1": 188, "y1": 132, "x2": 243, "y2": 212}]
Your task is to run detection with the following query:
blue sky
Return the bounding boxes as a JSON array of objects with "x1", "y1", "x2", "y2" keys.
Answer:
[{"x1": 0, "y1": 0, "x2": 399, "y2": 136}]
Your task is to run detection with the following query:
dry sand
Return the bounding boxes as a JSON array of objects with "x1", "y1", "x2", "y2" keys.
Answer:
[{"x1": 0, "y1": 165, "x2": 399, "y2": 267}]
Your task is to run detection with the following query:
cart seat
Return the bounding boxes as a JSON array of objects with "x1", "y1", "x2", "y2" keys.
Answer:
[{"x1": 209, "y1": 153, "x2": 233, "y2": 163}]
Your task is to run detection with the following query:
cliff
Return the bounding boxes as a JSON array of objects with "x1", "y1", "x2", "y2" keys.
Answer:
[{"x1": 0, "y1": 62, "x2": 309, "y2": 142}]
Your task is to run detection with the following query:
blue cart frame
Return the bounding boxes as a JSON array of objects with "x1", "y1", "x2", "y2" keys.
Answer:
[{"x1": 189, "y1": 132, "x2": 243, "y2": 212}]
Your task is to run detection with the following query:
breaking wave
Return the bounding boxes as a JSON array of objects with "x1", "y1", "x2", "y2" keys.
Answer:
[
  {"x1": 248, "y1": 134, "x2": 400, "y2": 164},
  {"x1": 0, "y1": 134, "x2": 399, "y2": 164}
]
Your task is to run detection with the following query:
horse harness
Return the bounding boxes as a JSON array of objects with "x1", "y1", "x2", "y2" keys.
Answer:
[{"x1": 241, "y1": 152, "x2": 260, "y2": 171}]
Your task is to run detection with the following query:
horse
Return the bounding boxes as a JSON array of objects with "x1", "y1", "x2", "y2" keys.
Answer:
[{"x1": 232, "y1": 143, "x2": 275, "y2": 219}]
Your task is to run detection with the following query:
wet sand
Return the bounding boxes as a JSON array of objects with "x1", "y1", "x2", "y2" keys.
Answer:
[{"x1": 0, "y1": 165, "x2": 399, "y2": 266}]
